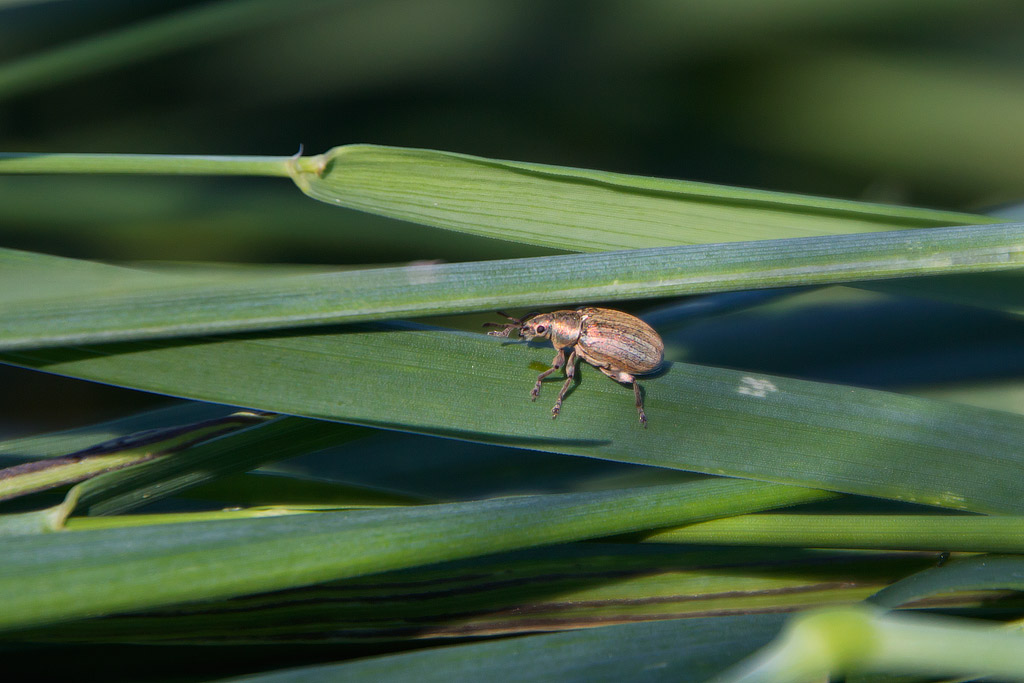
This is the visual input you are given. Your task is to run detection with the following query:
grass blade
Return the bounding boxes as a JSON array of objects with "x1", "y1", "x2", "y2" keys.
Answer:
[
  {"x1": 869, "y1": 555, "x2": 1024, "y2": 609},
  {"x1": 0, "y1": 403, "x2": 240, "y2": 464},
  {"x1": 0, "y1": 477, "x2": 823, "y2": 631},
  {"x1": 290, "y1": 145, "x2": 990, "y2": 251},
  {"x1": 0, "y1": 146, "x2": 990, "y2": 254},
  {"x1": 0, "y1": 410, "x2": 267, "y2": 503},
  {"x1": 2, "y1": 221, "x2": 1023, "y2": 350},
  {"x1": 0, "y1": 415, "x2": 374, "y2": 535},
  {"x1": 6, "y1": 545, "x2": 933, "y2": 645},
  {"x1": 642, "y1": 514, "x2": 1024, "y2": 552},
  {"x1": 3, "y1": 322, "x2": 1024, "y2": 514}
]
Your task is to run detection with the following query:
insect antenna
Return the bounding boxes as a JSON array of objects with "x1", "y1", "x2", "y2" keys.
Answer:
[{"x1": 483, "y1": 311, "x2": 525, "y2": 338}]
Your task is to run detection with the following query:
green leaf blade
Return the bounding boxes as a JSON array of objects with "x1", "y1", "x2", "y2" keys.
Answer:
[
  {"x1": 3, "y1": 221, "x2": 1023, "y2": 350},
  {"x1": 0, "y1": 478, "x2": 820, "y2": 631},
  {"x1": 291, "y1": 145, "x2": 992, "y2": 251},
  {"x1": 4, "y1": 323, "x2": 1024, "y2": 514}
]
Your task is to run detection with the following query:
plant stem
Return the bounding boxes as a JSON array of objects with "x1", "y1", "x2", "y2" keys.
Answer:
[
  {"x1": 0, "y1": 152, "x2": 314, "y2": 177},
  {"x1": 712, "y1": 606, "x2": 1024, "y2": 683},
  {"x1": 644, "y1": 513, "x2": 1024, "y2": 552}
]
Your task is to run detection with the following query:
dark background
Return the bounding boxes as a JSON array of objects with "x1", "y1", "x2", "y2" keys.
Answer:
[{"x1": 2, "y1": 0, "x2": 1023, "y2": 434}]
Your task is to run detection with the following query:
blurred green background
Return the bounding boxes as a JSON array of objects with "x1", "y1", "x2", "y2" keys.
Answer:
[{"x1": 2, "y1": 0, "x2": 1023, "y2": 435}]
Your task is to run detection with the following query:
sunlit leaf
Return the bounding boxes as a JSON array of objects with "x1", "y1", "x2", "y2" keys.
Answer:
[{"x1": 290, "y1": 145, "x2": 990, "y2": 251}]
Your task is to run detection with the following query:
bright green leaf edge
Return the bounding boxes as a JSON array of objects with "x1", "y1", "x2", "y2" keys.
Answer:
[
  {"x1": 3, "y1": 220, "x2": 1023, "y2": 350},
  {"x1": 0, "y1": 417, "x2": 385, "y2": 536},
  {"x1": 0, "y1": 410, "x2": 268, "y2": 503},
  {"x1": 643, "y1": 514, "x2": 1024, "y2": 553},
  {"x1": 3, "y1": 323, "x2": 1024, "y2": 514},
  {"x1": 69, "y1": 417, "x2": 367, "y2": 518}
]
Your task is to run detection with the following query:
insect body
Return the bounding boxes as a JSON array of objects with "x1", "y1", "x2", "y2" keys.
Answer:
[{"x1": 485, "y1": 307, "x2": 664, "y2": 425}]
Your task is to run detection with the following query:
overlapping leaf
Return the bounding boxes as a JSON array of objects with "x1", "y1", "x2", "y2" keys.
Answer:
[
  {"x1": 0, "y1": 478, "x2": 824, "y2": 631},
  {"x1": 4, "y1": 322, "x2": 1024, "y2": 514},
  {"x1": 2, "y1": 221, "x2": 1023, "y2": 349}
]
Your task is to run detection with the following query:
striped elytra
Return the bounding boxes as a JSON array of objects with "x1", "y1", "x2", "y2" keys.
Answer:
[{"x1": 577, "y1": 307, "x2": 663, "y2": 374}]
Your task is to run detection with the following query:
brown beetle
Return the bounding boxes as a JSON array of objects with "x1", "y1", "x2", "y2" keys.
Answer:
[{"x1": 485, "y1": 307, "x2": 664, "y2": 425}]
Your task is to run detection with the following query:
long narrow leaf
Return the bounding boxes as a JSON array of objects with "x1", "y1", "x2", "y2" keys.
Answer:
[
  {"x1": 5, "y1": 544, "x2": 933, "y2": 645},
  {"x1": 0, "y1": 147, "x2": 986, "y2": 253},
  {"x1": 0, "y1": 410, "x2": 268, "y2": 503},
  {"x1": 869, "y1": 555, "x2": 1024, "y2": 609},
  {"x1": 0, "y1": 478, "x2": 825, "y2": 631},
  {"x1": 0, "y1": 417, "x2": 382, "y2": 536},
  {"x1": 0, "y1": 402, "x2": 238, "y2": 464},
  {"x1": 642, "y1": 514, "x2": 1024, "y2": 552},
  {"x1": 65, "y1": 417, "x2": 368, "y2": 518},
  {"x1": 290, "y1": 145, "x2": 990, "y2": 251},
  {"x1": 2, "y1": 221, "x2": 1023, "y2": 349},
  {"x1": 3, "y1": 323, "x2": 1024, "y2": 514}
]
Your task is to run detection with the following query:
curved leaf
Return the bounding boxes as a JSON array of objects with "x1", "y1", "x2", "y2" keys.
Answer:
[
  {"x1": 289, "y1": 145, "x2": 990, "y2": 251},
  {"x1": 713, "y1": 606, "x2": 1024, "y2": 683},
  {"x1": 869, "y1": 554, "x2": 1024, "y2": 609}
]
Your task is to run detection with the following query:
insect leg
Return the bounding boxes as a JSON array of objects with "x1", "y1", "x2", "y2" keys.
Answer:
[
  {"x1": 532, "y1": 349, "x2": 565, "y2": 400},
  {"x1": 552, "y1": 349, "x2": 578, "y2": 419},
  {"x1": 594, "y1": 365, "x2": 648, "y2": 427},
  {"x1": 633, "y1": 380, "x2": 647, "y2": 427}
]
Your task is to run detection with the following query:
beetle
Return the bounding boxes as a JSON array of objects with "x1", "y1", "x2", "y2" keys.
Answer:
[{"x1": 484, "y1": 307, "x2": 664, "y2": 426}]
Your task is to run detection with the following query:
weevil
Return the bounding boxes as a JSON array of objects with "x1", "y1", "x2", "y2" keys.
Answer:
[{"x1": 484, "y1": 307, "x2": 664, "y2": 426}]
